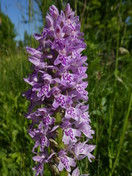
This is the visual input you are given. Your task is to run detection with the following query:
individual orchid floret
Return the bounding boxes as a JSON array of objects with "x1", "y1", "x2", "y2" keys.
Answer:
[
  {"x1": 23, "y1": 3, "x2": 95, "y2": 176},
  {"x1": 68, "y1": 167, "x2": 89, "y2": 176},
  {"x1": 58, "y1": 150, "x2": 76, "y2": 172},
  {"x1": 73, "y1": 141, "x2": 96, "y2": 161},
  {"x1": 62, "y1": 127, "x2": 81, "y2": 144},
  {"x1": 49, "y1": 5, "x2": 59, "y2": 19}
]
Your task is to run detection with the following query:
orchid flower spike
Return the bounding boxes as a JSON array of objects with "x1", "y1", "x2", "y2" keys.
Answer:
[{"x1": 24, "y1": 3, "x2": 95, "y2": 176}]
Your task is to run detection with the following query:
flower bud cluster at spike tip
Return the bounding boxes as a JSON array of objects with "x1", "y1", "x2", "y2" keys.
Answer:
[{"x1": 23, "y1": 3, "x2": 95, "y2": 176}]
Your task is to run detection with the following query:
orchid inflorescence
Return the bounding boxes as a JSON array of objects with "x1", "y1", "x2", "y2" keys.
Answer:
[{"x1": 24, "y1": 3, "x2": 95, "y2": 176}]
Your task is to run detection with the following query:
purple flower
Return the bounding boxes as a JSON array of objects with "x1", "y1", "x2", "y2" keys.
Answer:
[
  {"x1": 53, "y1": 93, "x2": 72, "y2": 109},
  {"x1": 58, "y1": 151, "x2": 76, "y2": 172},
  {"x1": 68, "y1": 167, "x2": 89, "y2": 176},
  {"x1": 73, "y1": 141, "x2": 95, "y2": 161},
  {"x1": 62, "y1": 128, "x2": 81, "y2": 144},
  {"x1": 32, "y1": 152, "x2": 55, "y2": 176},
  {"x1": 23, "y1": 3, "x2": 95, "y2": 176}
]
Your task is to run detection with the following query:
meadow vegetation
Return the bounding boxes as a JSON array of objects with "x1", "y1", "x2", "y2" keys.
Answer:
[{"x1": 0, "y1": 0, "x2": 132, "y2": 175}]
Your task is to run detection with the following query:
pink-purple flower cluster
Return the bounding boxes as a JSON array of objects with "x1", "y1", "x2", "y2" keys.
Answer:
[{"x1": 24, "y1": 4, "x2": 95, "y2": 176}]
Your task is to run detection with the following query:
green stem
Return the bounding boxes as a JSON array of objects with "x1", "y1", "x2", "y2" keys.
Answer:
[
  {"x1": 75, "y1": 0, "x2": 78, "y2": 13},
  {"x1": 111, "y1": 94, "x2": 132, "y2": 175},
  {"x1": 55, "y1": 112, "x2": 64, "y2": 149},
  {"x1": 55, "y1": 112, "x2": 68, "y2": 176},
  {"x1": 108, "y1": 104, "x2": 114, "y2": 176},
  {"x1": 114, "y1": 0, "x2": 121, "y2": 85},
  {"x1": 57, "y1": 0, "x2": 63, "y2": 11}
]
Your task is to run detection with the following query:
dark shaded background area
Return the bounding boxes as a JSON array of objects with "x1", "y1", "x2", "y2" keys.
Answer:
[{"x1": 0, "y1": 0, "x2": 132, "y2": 175}]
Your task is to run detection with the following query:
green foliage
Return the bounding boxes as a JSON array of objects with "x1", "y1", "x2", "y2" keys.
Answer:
[
  {"x1": 0, "y1": 11, "x2": 16, "y2": 55},
  {"x1": 0, "y1": 0, "x2": 132, "y2": 176},
  {"x1": 35, "y1": 0, "x2": 56, "y2": 25},
  {"x1": 75, "y1": 0, "x2": 132, "y2": 175},
  {"x1": 0, "y1": 53, "x2": 34, "y2": 176},
  {"x1": 23, "y1": 30, "x2": 38, "y2": 48}
]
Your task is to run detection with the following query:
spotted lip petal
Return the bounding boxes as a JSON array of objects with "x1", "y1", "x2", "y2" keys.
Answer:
[
  {"x1": 62, "y1": 128, "x2": 81, "y2": 144},
  {"x1": 58, "y1": 152, "x2": 76, "y2": 172},
  {"x1": 73, "y1": 141, "x2": 96, "y2": 162},
  {"x1": 53, "y1": 94, "x2": 72, "y2": 109}
]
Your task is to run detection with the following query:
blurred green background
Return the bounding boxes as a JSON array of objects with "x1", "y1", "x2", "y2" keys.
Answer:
[{"x1": 0, "y1": 0, "x2": 132, "y2": 175}]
